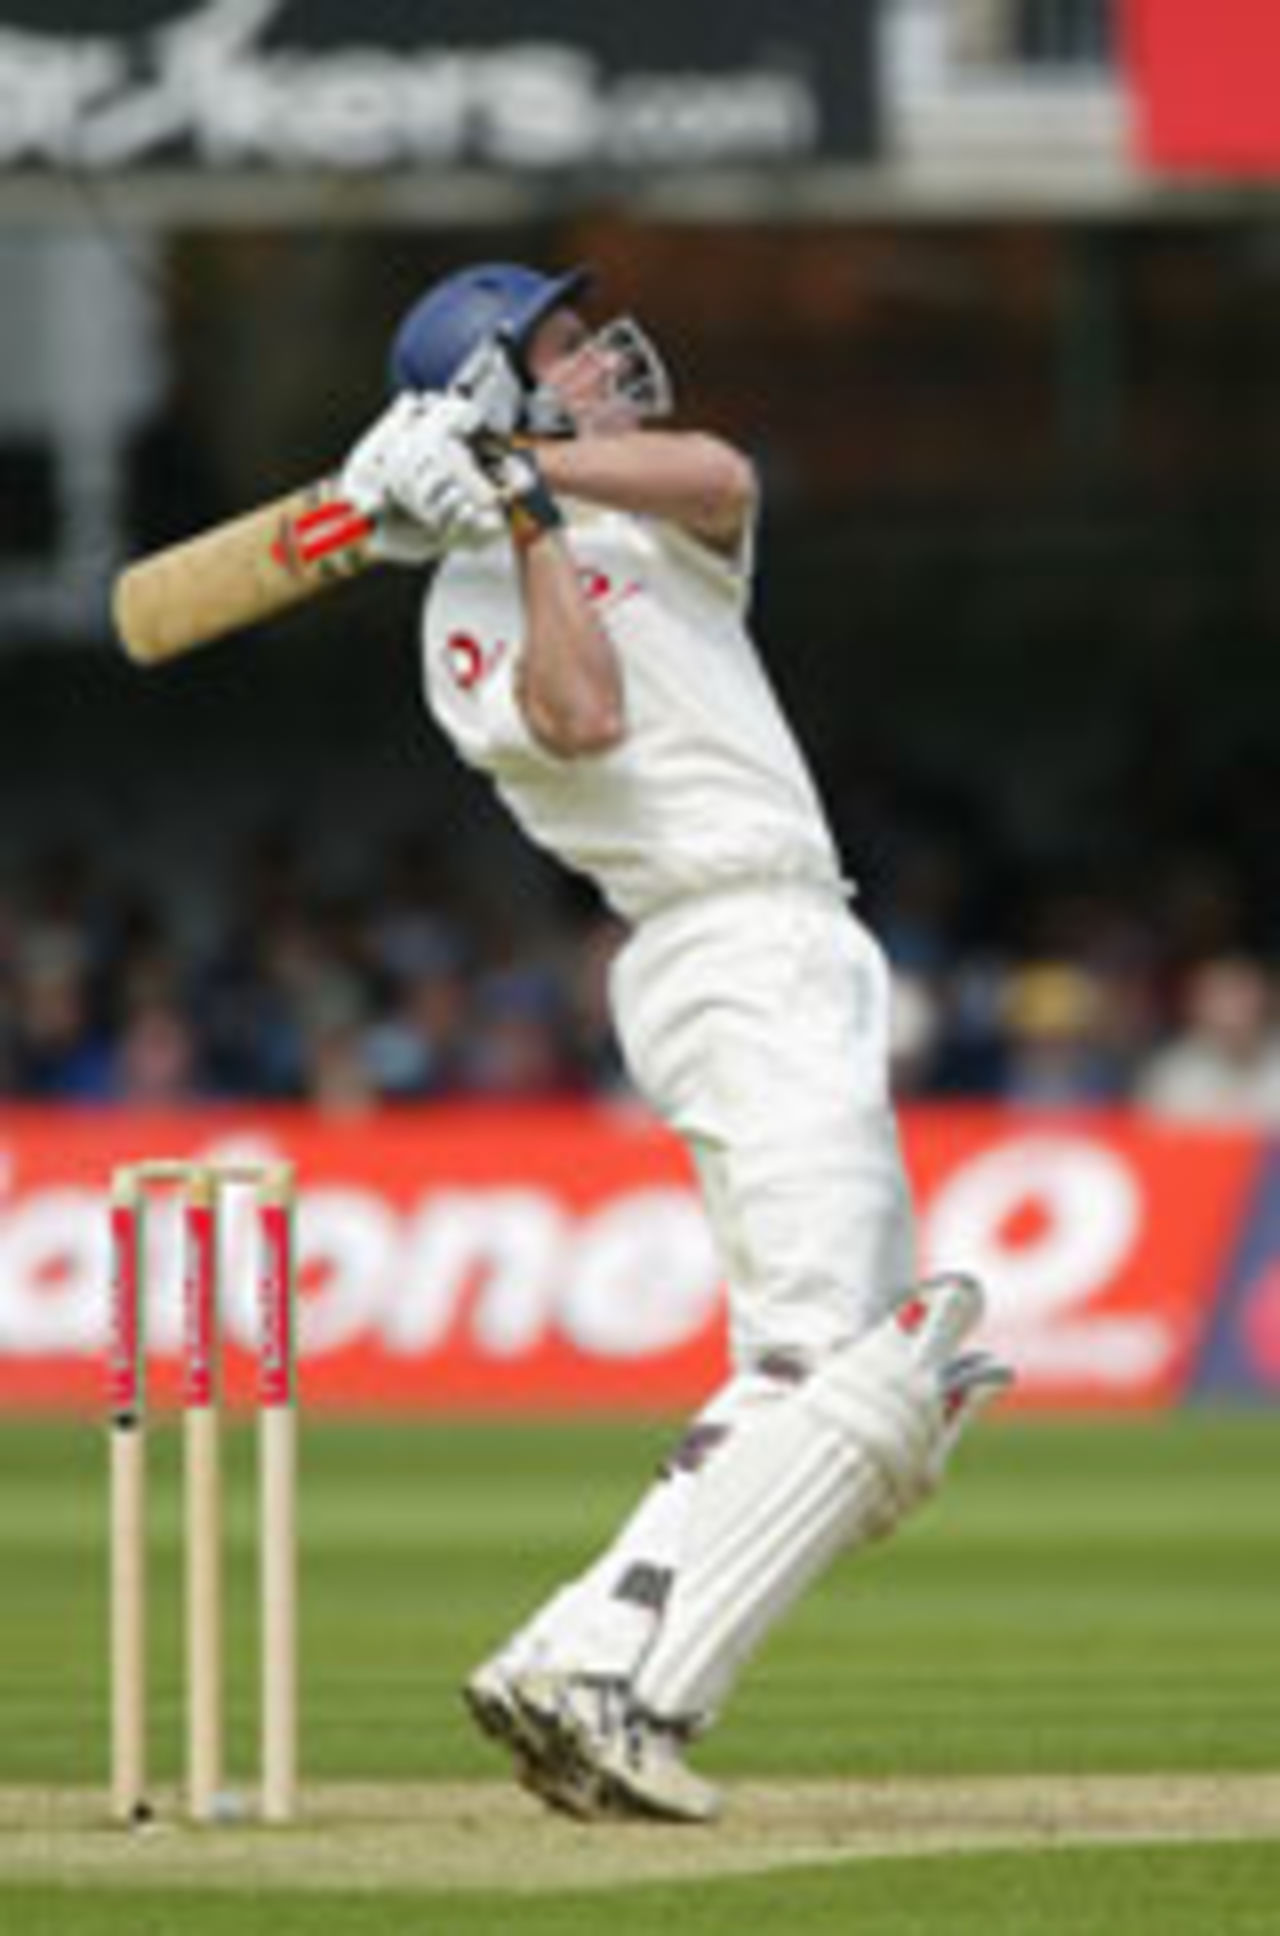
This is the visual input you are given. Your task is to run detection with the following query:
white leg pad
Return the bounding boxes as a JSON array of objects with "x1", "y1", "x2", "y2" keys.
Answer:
[
  {"x1": 488, "y1": 1371, "x2": 791, "y2": 1683},
  {"x1": 629, "y1": 1317, "x2": 948, "y2": 1725}
]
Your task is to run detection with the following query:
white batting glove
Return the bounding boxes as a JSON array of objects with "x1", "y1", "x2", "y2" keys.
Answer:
[
  {"x1": 383, "y1": 437, "x2": 503, "y2": 559},
  {"x1": 340, "y1": 393, "x2": 502, "y2": 564}
]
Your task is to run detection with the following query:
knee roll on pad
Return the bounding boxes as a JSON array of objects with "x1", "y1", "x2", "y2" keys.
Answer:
[{"x1": 802, "y1": 1325, "x2": 943, "y2": 1517}]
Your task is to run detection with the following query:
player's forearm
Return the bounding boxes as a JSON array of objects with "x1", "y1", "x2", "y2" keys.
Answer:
[
  {"x1": 515, "y1": 534, "x2": 626, "y2": 759},
  {"x1": 535, "y1": 431, "x2": 755, "y2": 551}
]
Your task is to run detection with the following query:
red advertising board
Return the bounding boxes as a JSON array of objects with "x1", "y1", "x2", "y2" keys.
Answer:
[
  {"x1": 0, "y1": 1104, "x2": 1266, "y2": 1414},
  {"x1": 1124, "y1": 0, "x2": 1280, "y2": 176}
]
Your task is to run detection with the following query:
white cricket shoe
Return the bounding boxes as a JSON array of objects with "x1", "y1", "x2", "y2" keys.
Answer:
[
  {"x1": 462, "y1": 1654, "x2": 531, "y2": 1761},
  {"x1": 511, "y1": 1670, "x2": 722, "y2": 1825},
  {"x1": 462, "y1": 1655, "x2": 603, "y2": 1819}
]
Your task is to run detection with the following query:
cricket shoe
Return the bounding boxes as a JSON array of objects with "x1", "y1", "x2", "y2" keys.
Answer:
[
  {"x1": 510, "y1": 1670, "x2": 722, "y2": 1826},
  {"x1": 462, "y1": 1656, "x2": 603, "y2": 1820}
]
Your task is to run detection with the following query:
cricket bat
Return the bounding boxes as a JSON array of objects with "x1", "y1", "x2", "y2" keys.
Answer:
[{"x1": 112, "y1": 478, "x2": 380, "y2": 666}]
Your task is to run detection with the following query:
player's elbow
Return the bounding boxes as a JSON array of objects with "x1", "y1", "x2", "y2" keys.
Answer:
[
  {"x1": 523, "y1": 685, "x2": 627, "y2": 759},
  {"x1": 564, "y1": 705, "x2": 626, "y2": 758},
  {"x1": 710, "y1": 440, "x2": 758, "y2": 517},
  {"x1": 686, "y1": 436, "x2": 757, "y2": 543},
  {"x1": 515, "y1": 603, "x2": 627, "y2": 757}
]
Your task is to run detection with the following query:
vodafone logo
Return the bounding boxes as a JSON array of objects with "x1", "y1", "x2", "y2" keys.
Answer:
[
  {"x1": 576, "y1": 567, "x2": 640, "y2": 608},
  {"x1": 923, "y1": 1133, "x2": 1169, "y2": 1385},
  {"x1": 0, "y1": 1117, "x2": 1247, "y2": 1406},
  {"x1": 445, "y1": 630, "x2": 506, "y2": 693},
  {"x1": 0, "y1": 1148, "x2": 721, "y2": 1367}
]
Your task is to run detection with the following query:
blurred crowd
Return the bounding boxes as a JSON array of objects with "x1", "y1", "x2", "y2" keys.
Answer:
[
  {"x1": 2, "y1": 830, "x2": 1280, "y2": 1125},
  {"x1": 0, "y1": 834, "x2": 626, "y2": 1114}
]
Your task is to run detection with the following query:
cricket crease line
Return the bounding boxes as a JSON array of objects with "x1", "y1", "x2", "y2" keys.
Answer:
[{"x1": 0, "y1": 1774, "x2": 1277, "y2": 1896}]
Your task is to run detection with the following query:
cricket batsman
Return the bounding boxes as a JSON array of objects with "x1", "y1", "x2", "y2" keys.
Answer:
[{"x1": 339, "y1": 261, "x2": 1013, "y2": 1823}]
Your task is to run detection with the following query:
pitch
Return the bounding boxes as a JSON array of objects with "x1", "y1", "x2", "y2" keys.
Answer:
[{"x1": 1, "y1": 1413, "x2": 1277, "y2": 1933}]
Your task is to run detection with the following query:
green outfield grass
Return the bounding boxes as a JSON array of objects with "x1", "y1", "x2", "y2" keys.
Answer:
[{"x1": 1, "y1": 1411, "x2": 1277, "y2": 1931}]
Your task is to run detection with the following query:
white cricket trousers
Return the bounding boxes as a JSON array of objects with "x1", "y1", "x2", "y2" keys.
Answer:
[{"x1": 610, "y1": 880, "x2": 916, "y2": 1371}]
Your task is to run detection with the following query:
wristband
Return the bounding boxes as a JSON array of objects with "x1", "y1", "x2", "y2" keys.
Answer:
[
  {"x1": 506, "y1": 472, "x2": 564, "y2": 551},
  {"x1": 467, "y1": 434, "x2": 565, "y2": 553},
  {"x1": 494, "y1": 448, "x2": 563, "y2": 552}
]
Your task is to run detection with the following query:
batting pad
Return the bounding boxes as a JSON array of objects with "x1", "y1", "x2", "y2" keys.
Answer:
[
  {"x1": 629, "y1": 1305, "x2": 958, "y2": 1727},
  {"x1": 484, "y1": 1370, "x2": 794, "y2": 1684}
]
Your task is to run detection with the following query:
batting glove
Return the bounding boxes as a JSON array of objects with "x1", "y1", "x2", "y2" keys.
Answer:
[{"x1": 341, "y1": 394, "x2": 502, "y2": 563}]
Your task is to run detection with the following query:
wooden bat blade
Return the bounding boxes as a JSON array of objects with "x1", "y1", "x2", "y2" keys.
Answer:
[{"x1": 113, "y1": 479, "x2": 378, "y2": 666}]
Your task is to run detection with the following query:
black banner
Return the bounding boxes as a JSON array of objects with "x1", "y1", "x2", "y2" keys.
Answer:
[{"x1": 0, "y1": 1, "x2": 878, "y2": 173}]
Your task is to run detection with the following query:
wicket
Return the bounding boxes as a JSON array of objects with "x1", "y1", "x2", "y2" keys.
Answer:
[{"x1": 108, "y1": 1159, "x2": 299, "y2": 1827}]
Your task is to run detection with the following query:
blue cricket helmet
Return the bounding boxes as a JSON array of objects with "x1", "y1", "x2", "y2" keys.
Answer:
[{"x1": 389, "y1": 262, "x2": 591, "y2": 393}]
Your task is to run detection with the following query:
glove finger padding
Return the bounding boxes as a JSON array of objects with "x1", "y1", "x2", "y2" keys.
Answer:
[
  {"x1": 341, "y1": 392, "x2": 502, "y2": 559},
  {"x1": 342, "y1": 392, "x2": 468, "y2": 506},
  {"x1": 365, "y1": 508, "x2": 445, "y2": 568}
]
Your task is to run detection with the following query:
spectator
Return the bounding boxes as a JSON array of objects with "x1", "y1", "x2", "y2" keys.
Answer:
[
  {"x1": 112, "y1": 1002, "x2": 203, "y2": 1104},
  {"x1": 1137, "y1": 957, "x2": 1280, "y2": 1125},
  {"x1": 1, "y1": 818, "x2": 1277, "y2": 1111},
  {"x1": 11, "y1": 957, "x2": 113, "y2": 1100},
  {"x1": 928, "y1": 958, "x2": 1009, "y2": 1096},
  {"x1": 363, "y1": 950, "x2": 473, "y2": 1099},
  {"x1": 998, "y1": 962, "x2": 1129, "y2": 1106},
  {"x1": 302, "y1": 1011, "x2": 379, "y2": 1116},
  {"x1": 463, "y1": 968, "x2": 579, "y2": 1098}
]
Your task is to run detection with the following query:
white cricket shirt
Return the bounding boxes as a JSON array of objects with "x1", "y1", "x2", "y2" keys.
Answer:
[{"x1": 421, "y1": 503, "x2": 845, "y2": 925}]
